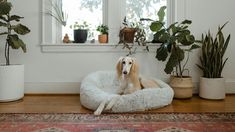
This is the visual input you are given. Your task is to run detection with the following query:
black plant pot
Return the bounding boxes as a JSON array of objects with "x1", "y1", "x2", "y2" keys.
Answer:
[{"x1": 74, "y1": 29, "x2": 88, "y2": 43}]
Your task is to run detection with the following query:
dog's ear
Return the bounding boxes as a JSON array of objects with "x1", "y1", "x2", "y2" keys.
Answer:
[
  {"x1": 130, "y1": 58, "x2": 139, "y2": 75},
  {"x1": 116, "y1": 57, "x2": 123, "y2": 79}
]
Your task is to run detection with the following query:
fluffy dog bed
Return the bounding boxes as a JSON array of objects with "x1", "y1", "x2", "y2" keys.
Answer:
[{"x1": 80, "y1": 71, "x2": 174, "y2": 114}]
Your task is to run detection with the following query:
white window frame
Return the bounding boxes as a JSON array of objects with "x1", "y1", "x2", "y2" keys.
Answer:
[{"x1": 40, "y1": 0, "x2": 176, "y2": 53}]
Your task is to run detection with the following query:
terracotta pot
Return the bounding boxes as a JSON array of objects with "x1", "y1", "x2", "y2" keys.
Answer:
[
  {"x1": 123, "y1": 28, "x2": 136, "y2": 43},
  {"x1": 98, "y1": 34, "x2": 108, "y2": 43},
  {"x1": 199, "y1": 77, "x2": 225, "y2": 100},
  {"x1": 169, "y1": 76, "x2": 193, "y2": 99}
]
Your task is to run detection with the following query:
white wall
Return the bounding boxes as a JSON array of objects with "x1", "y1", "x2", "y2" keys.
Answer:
[{"x1": 0, "y1": 0, "x2": 235, "y2": 93}]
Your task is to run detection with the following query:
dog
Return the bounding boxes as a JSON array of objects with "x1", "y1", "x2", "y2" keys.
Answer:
[
  {"x1": 94, "y1": 56, "x2": 160, "y2": 115},
  {"x1": 116, "y1": 56, "x2": 142, "y2": 95}
]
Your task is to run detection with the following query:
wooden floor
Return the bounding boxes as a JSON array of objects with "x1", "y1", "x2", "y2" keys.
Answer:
[{"x1": 0, "y1": 95, "x2": 235, "y2": 113}]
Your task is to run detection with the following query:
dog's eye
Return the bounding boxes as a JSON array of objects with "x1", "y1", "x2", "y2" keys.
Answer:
[
  {"x1": 122, "y1": 61, "x2": 126, "y2": 64},
  {"x1": 129, "y1": 62, "x2": 132, "y2": 64}
]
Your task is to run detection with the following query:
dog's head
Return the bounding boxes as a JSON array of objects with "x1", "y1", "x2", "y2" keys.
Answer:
[{"x1": 116, "y1": 56, "x2": 139, "y2": 79}]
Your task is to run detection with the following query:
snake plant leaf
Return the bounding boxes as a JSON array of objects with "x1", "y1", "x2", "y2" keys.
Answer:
[
  {"x1": 0, "y1": 21, "x2": 7, "y2": 27},
  {"x1": 0, "y1": 1, "x2": 12, "y2": 15},
  {"x1": 150, "y1": 21, "x2": 163, "y2": 32},
  {"x1": 12, "y1": 24, "x2": 30, "y2": 35},
  {"x1": 9, "y1": 15, "x2": 24, "y2": 22},
  {"x1": 156, "y1": 43, "x2": 169, "y2": 61},
  {"x1": 7, "y1": 35, "x2": 26, "y2": 52},
  {"x1": 221, "y1": 34, "x2": 230, "y2": 57},
  {"x1": 157, "y1": 6, "x2": 166, "y2": 22}
]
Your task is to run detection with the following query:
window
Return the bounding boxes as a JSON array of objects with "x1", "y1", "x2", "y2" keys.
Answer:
[
  {"x1": 42, "y1": 0, "x2": 169, "y2": 44},
  {"x1": 126, "y1": 0, "x2": 167, "y2": 40},
  {"x1": 62, "y1": 0, "x2": 103, "y2": 41}
]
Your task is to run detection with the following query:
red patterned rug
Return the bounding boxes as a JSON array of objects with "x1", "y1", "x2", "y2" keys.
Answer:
[{"x1": 0, "y1": 113, "x2": 234, "y2": 132}]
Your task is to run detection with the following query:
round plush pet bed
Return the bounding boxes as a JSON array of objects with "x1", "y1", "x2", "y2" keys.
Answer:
[{"x1": 80, "y1": 71, "x2": 174, "y2": 115}]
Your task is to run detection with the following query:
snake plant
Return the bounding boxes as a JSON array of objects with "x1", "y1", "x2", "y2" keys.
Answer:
[{"x1": 197, "y1": 22, "x2": 230, "y2": 78}]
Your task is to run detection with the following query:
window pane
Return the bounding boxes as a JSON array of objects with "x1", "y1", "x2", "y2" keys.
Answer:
[
  {"x1": 62, "y1": 0, "x2": 102, "y2": 41},
  {"x1": 126, "y1": 0, "x2": 167, "y2": 41}
]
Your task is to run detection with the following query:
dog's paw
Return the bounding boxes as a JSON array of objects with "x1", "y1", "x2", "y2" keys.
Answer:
[{"x1": 94, "y1": 109, "x2": 102, "y2": 115}]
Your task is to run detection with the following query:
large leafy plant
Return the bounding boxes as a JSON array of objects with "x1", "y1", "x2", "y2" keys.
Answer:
[
  {"x1": 148, "y1": 6, "x2": 199, "y2": 77},
  {"x1": 0, "y1": 0, "x2": 30, "y2": 65},
  {"x1": 197, "y1": 22, "x2": 230, "y2": 78}
]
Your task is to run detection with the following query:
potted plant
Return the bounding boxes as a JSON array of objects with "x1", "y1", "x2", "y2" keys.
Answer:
[
  {"x1": 119, "y1": 17, "x2": 138, "y2": 43},
  {"x1": 118, "y1": 18, "x2": 148, "y2": 56},
  {"x1": 96, "y1": 24, "x2": 108, "y2": 43},
  {"x1": 197, "y1": 22, "x2": 230, "y2": 100},
  {"x1": 0, "y1": 0, "x2": 30, "y2": 102},
  {"x1": 70, "y1": 21, "x2": 89, "y2": 43},
  {"x1": 149, "y1": 6, "x2": 200, "y2": 98}
]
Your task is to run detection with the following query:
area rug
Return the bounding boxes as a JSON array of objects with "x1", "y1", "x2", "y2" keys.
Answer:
[{"x1": 0, "y1": 113, "x2": 234, "y2": 132}]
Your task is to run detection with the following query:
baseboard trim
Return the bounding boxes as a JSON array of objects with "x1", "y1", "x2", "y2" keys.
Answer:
[
  {"x1": 25, "y1": 82, "x2": 80, "y2": 94},
  {"x1": 25, "y1": 81, "x2": 235, "y2": 94}
]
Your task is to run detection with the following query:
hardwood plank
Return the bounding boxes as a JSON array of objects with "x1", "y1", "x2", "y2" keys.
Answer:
[{"x1": 0, "y1": 95, "x2": 235, "y2": 113}]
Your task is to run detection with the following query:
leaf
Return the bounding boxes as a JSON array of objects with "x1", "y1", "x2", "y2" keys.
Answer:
[
  {"x1": 12, "y1": 24, "x2": 30, "y2": 35},
  {"x1": 156, "y1": 43, "x2": 169, "y2": 61},
  {"x1": 7, "y1": 35, "x2": 26, "y2": 52},
  {"x1": 186, "y1": 44, "x2": 200, "y2": 51},
  {"x1": 9, "y1": 15, "x2": 24, "y2": 22},
  {"x1": 157, "y1": 6, "x2": 166, "y2": 22},
  {"x1": 150, "y1": 21, "x2": 163, "y2": 32},
  {"x1": 0, "y1": 1, "x2": 12, "y2": 15},
  {"x1": 164, "y1": 47, "x2": 185, "y2": 74},
  {"x1": 181, "y1": 20, "x2": 192, "y2": 25},
  {"x1": 0, "y1": 21, "x2": 7, "y2": 27}
]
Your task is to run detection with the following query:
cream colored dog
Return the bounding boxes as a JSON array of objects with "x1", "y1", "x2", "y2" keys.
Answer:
[{"x1": 116, "y1": 56, "x2": 142, "y2": 94}]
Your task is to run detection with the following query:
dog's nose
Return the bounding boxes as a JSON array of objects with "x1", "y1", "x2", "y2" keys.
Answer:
[{"x1": 123, "y1": 71, "x2": 127, "y2": 74}]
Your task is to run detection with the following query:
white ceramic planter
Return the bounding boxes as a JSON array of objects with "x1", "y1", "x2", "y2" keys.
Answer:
[
  {"x1": 0, "y1": 65, "x2": 24, "y2": 102},
  {"x1": 199, "y1": 77, "x2": 225, "y2": 100}
]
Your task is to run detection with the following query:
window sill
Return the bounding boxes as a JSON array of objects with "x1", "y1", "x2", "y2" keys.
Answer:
[{"x1": 40, "y1": 43, "x2": 160, "y2": 53}]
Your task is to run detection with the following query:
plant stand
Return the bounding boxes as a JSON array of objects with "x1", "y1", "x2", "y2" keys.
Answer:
[{"x1": 0, "y1": 65, "x2": 24, "y2": 102}]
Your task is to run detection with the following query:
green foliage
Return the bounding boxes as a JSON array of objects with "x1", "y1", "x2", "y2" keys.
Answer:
[
  {"x1": 96, "y1": 24, "x2": 109, "y2": 35},
  {"x1": 70, "y1": 21, "x2": 90, "y2": 30},
  {"x1": 117, "y1": 17, "x2": 148, "y2": 56},
  {"x1": 149, "y1": 6, "x2": 199, "y2": 77},
  {"x1": 0, "y1": 0, "x2": 30, "y2": 65},
  {"x1": 197, "y1": 22, "x2": 230, "y2": 78}
]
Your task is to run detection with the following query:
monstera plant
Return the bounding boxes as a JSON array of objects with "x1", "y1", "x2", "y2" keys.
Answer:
[
  {"x1": 0, "y1": 0, "x2": 30, "y2": 102},
  {"x1": 147, "y1": 6, "x2": 200, "y2": 98}
]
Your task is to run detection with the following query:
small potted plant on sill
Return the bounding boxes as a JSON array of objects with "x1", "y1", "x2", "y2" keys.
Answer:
[
  {"x1": 0, "y1": 0, "x2": 30, "y2": 102},
  {"x1": 70, "y1": 21, "x2": 89, "y2": 43},
  {"x1": 96, "y1": 24, "x2": 109, "y2": 43},
  {"x1": 149, "y1": 6, "x2": 200, "y2": 99},
  {"x1": 197, "y1": 22, "x2": 230, "y2": 100}
]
